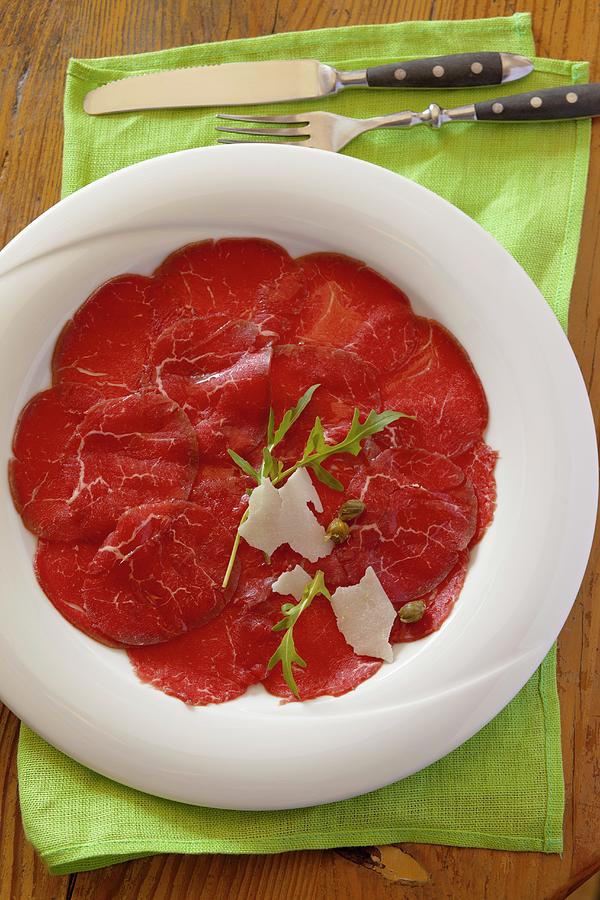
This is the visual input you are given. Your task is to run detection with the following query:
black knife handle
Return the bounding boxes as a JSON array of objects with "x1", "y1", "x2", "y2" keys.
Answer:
[
  {"x1": 475, "y1": 83, "x2": 600, "y2": 121},
  {"x1": 366, "y1": 52, "x2": 521, "y2": 89}
]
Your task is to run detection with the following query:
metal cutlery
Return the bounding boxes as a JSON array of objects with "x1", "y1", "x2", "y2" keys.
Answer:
[
  {"x1": 83, "y1": 52, "x2": 532, "y2": 114},
  {"x1": 216, "y1": 83, "x2": 600, "y2": 152}
]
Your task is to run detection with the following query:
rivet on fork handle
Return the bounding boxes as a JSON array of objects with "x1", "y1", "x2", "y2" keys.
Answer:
[
  {"x1": 404, "y1": 103, "x2": 477, "y2": 129},
  {"x1": 431, "y1": 103, "x2": 478, "y2": 127}
]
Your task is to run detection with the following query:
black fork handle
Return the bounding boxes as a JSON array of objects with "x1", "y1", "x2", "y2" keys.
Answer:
[{"x1": 474, "y1": 83, "x2": 600, "y2": 121}]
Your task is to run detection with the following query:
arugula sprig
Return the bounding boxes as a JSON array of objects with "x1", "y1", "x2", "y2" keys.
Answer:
[
  {"x1": 267, "y1": 570, "x2": 330, "y2": 699},
  {"x1": 222, "y1": 385, "x2": 411, "y2": 588}
]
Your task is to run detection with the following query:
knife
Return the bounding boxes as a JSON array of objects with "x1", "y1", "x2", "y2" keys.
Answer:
[{"x1": 83, "y1": 52, "x2": 533, "y2": 115}]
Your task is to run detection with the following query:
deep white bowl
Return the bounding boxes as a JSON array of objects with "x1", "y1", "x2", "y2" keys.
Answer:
[{"x1": 0, "y1": 145, "x2": 596, "y2": 809}]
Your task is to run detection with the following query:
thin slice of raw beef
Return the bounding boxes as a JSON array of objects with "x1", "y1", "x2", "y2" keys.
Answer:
[
  {"x1": 10, "y1": 383, "x2": 100, "y2": 537},
  {"x1": 53, "y1": 275, "x2": 155, "y2": 399},
  {"x1": 128, "y1": 596, "x2": 282, "y2": 705},
  {"x1": 270, "y1": 344, "x2": 381, "y2": 461},
  {"x1": 150, "y1": 237, "x2": 307, "y2": 341},
  {"x1": 455, "y1": 440, "x2": 498, "y2": 546},
  {"x1": 263, "y1": 595, "x2": 382, "y2": 701},
  {"x1": 391, "y1": 550, "x2": 469, "y2": 642},
  {"x1": 332, "y1": 448, "x2": 477, "y2": 604},
  {"x1": 11, "y1": 387, "x2": 198, "y2": 540},
  {"x1": 83, "y1": 500, "x2": 238, "y2": 645},
  {"x1": 189, "y1": 463, "x2": 251, "y2": 532},
  {"x1": 294, "y1": 252, "x2": 421, "y2": 371},
  {"x1": 377, "y1": 319, "x2": 488, "y2": 458},
  {"x1": 34, "y1": 539, "x2": 124, "y2": 646},
  {"x1": 145, "y1": 313, "x2": 271, "y2": 461},
  {"x1": 145, "y1": 314, "x2": 266, "y2": 383}
]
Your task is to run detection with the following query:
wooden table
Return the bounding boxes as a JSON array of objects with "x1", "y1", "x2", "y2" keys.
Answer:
[{"x1": 1, "y1": 1, "x2": 599, "y2": 898}]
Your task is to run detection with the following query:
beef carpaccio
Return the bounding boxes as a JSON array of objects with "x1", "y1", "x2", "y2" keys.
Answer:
[{"x1": 10, "y1": 238, "x2": 497, "y2": 706}]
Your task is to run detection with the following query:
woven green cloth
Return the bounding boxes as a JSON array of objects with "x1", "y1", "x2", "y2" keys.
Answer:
[{"x1": 17, "y1": 12, "x2": 590, "y2": 875}]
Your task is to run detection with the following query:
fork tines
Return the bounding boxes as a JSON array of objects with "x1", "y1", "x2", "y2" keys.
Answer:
[{"x1": 215, "y1": 112, "x2": 309, "y2": 144}]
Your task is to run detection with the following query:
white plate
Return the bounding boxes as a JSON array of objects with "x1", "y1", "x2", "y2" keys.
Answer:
[{"x1": 0, "y1": 146, "x2": 596, "y2": 810}]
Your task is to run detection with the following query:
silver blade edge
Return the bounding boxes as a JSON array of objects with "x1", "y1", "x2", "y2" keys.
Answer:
[{"x1": 83, "y1": 60, "x2": 338, "y2": 113}]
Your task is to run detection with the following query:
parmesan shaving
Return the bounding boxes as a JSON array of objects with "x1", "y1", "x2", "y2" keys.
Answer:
[
  {"x1": 237, "y1": 477, "x2": 281, "y2": 557},
  {"x1": 272, "y1": 565, "x2": 312, "y2": 601},
  {"x1": 238, "y1": 469, "x2": 332, "y2": 562},
  {"x1": 330, "y1": 567, "x2": 396, "y2": 662}
]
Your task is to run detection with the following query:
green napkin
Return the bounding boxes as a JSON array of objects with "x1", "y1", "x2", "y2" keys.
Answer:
[{"x1": 17, "y1": 12, "x2": 590, "y2": 875}]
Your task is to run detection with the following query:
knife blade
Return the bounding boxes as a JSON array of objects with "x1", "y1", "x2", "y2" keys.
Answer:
[{"x1": 83, "y1": 52, "x2": 533, "y2": 115}]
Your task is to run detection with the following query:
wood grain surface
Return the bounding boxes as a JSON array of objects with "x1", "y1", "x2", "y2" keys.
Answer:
[{"x1": 1, "y1": 1, "x2": 599, "y2": 898}]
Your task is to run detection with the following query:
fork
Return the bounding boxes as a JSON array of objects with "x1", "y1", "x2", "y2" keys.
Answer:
[{"x1": 216, "y1": 83, "x2": 600, "y2": 152}]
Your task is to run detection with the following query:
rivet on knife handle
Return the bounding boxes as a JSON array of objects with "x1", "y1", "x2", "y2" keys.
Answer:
[
  {"x1": 364, "y1": 52, "x2": 532, "y2": 89},
  {"x1": 474, "y1": 83, "x2": 600, "y2": 121}
]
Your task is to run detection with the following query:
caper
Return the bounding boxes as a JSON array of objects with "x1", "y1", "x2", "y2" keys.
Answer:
[
  {"x1": 398, "y1": 600, "x2": 426, "y2": 623},
  {"x1": 338, "y1": 499, "x2": 366, "y2": 522},
  {"x1": 326, "y1": 517, "x2": 351, "y2": 544}
]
